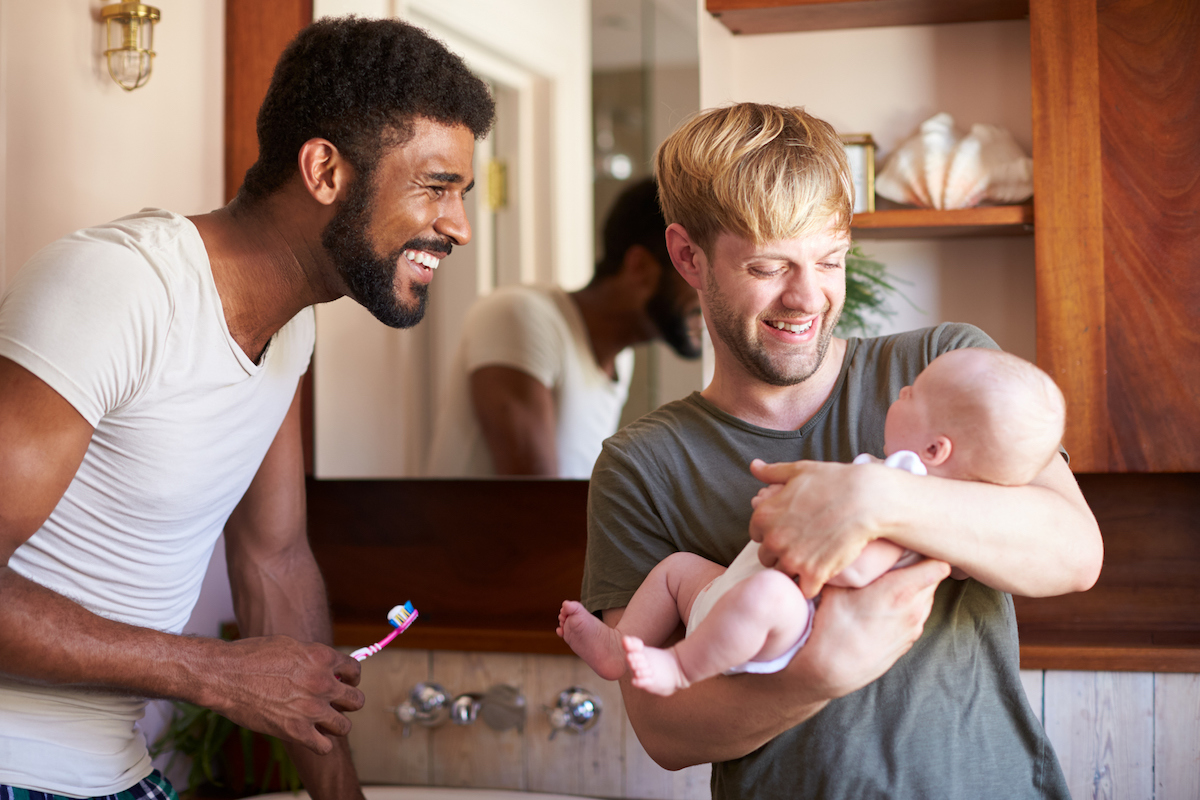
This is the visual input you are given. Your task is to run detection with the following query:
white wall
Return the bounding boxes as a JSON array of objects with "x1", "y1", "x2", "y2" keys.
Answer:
[
  {"x1": 698, "y1": 13, "x2": 1037, "y2": 361},
  {"x1": 1, "y1": 0, "x2": 225, "y2": 293}
]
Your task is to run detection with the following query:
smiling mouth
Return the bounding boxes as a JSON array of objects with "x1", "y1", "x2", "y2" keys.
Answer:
[
  {"x1": 765, "y1": 319, "x2": 814, "y2": 334},
  {"x1": 405, "y1": 249, "x2": 443, "y2": 270}
]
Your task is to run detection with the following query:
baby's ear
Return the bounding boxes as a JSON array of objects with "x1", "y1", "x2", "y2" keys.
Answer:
[{"x1": 924, "y1": 436, "x2": 953, "y2": 467}]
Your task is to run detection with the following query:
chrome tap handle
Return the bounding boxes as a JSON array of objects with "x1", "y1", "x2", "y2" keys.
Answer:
[
  {"x1": 394, "y1": 681, "x2": 449, "y2": 736},
  {"x1": 544, "y1": 686, "x2": 601, "y2": 740},
  {"x1": 450, "y1": 692, "x2": 483, "y2": 726}
]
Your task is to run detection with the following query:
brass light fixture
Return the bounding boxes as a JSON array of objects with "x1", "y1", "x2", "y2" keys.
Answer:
[{"x1": 100, "y1": 2, "x2": 161, "y2": 91}]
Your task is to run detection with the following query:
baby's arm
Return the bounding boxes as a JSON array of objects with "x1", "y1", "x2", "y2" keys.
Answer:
[{"x1": 827, "y1": 539, "x2": 909, "y2": 588}]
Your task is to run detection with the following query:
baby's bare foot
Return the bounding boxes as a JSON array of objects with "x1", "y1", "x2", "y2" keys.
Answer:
[
  {"x1": 557, "y1": 600, "x2": 627, "y2": 680},
  {"x1": 623, "y1": 635, "x2": 689, "y2": 696}
]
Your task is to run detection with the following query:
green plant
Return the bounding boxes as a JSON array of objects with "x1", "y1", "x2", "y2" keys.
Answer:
[
  {"x1": 838, "y1": 244, "x2": 917, "y2": 336},
  {"x1": 151, "y1": 701, "x2": 301, "y2": 797}
]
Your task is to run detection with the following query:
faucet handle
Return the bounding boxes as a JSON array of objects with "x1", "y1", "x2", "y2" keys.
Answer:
[
  {"x1": 394, "y1": 681, "x2": 450, "y2": 736},
  {"x1": 544, "y1": 686, "x2": 601, "y2": 740},
  {"x1": 480, "y1": 684, "x2": 527, "y2": 733},
  {"x1": 450, "y1": 692, "x2": 484, "y2": 726}
]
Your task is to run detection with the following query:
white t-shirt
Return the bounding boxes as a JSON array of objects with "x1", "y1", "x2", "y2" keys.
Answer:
[
  {"x1": 427, "y1": 285, "x2": 633, "y2": 479},
  {"x1": 0, "y1": 209, "x2": 314, "y2": 795}
]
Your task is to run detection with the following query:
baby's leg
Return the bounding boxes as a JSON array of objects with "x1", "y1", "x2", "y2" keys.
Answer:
[
  {"x1": 558, "y1": 600, "x2": 627, "y2": 680},
  {"x1": 560, "y1": 552, "x2": 724, "y2": 682},
  {"x1": 827, "y1": 539, "x2": 907, "y2": 588},
  {"x1": 626, "y1": 568, "x2": 810, "y2": 696}
]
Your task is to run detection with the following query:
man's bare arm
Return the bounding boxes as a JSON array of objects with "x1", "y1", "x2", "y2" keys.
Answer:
[
  {"x1": 749, "y1": 455, "x2": 1102, "y2": 598},
  {"x1": 469, "y1": 365, "x2": 557, "y2": 475},
  {"x1": 223, "y1": 385, "x2": 364, "y2": 800},
  {"x1": 1, "y1": 357, "x2": 363, "y2": 790},
  {"x1": 608, "y1": 558, "x2": 949, "y2": 770}
]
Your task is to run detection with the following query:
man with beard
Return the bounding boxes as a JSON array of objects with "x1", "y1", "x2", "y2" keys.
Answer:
[
  {"x1": 581, "y1": 104, "x2": 1101, "y2": 799},
  {"x1": 0, "y1": 17, "x2": 492, "y2": 800},
  {"x1": 428, "y1": 177, "x2": 701, "y2": 478}
]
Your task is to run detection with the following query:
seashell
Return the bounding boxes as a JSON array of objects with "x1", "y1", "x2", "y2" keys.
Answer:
[
  {"x1": 876, "y1": 114, "x2": 1033, "y2": 209},
  {"x1": 968, "y1": 123, "x2": 1034, "y2": 205}
]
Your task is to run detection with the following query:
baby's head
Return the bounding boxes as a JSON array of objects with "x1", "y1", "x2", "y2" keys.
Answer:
[{"x1": 884, "y1": 348, "x2": 1066, "y2": 485}]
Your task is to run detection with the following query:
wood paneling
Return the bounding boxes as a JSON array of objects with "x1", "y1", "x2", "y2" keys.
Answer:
[
  {"x1": 1155, "y1": 673, "x2": 1200, "y2": 800},
  {"x1": 525, "y1": 655, "x2": 626, "y2": 798},
  {"x1": 312, "y1": 473, "x2": 1199, "y2": 669},
  {"x1": 309, "y1": 479, "x2": 588, "y2": 654},
  {"x1": 347, "y1": 649, "x2": 433, "y2": 784},
  {"x1": 225, "y1": 0, "x2": 315, "y2": 471},
  {"x1": 705, "y1": 0, "x2": 1028, "y2": 34},
  {"x1": 851, "y1": 203, "x2": 1034, "y2": 239},
  {"x1": 429, "y1": 652, "x2": 527, "y2": 789},
  {"x1": 345, "y1": 648, "x2": 706, "y2": 798},
  {"x1": 1043, "y1": 671, "x2": 1154, "y2": 800},
  {"x1": 224, "y1": 0, "x2": 313, "y2": 203},
  {"x1": 1097, "y1": 0, "x2": 1200, "y2": 471},
  {"x1": 1030, "y1": 0, "x2": 1107, "y2": 471},
  {"x1": 1033, "y1": 0, "x2": 1200, "y2": 472},
  {"x1": 1015, "y1": 473, "x2": 1200, "y2": 671}
]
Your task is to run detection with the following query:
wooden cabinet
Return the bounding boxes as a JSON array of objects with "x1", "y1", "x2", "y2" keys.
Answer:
[
  {"x1": 709, "y1": 0, "x2": 1200, "y2": 473},
  {"x1": 1031, "y1": 0, "x2": 1199, "y2": 472}
]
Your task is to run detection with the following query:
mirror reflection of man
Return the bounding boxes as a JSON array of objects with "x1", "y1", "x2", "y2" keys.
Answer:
[
  {"x1": 428, "y1": 178, "x2": 701, "y2": 478},
  {"x1": 0, "y1": 18, "x2": 493, "y2": 800}
]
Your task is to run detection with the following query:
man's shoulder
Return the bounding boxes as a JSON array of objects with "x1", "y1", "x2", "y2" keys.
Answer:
[
  {"x1": 849, "y1": 323, "x2": 998, "y2": 373},
  {"x1": 856, "y1": 322, "x2": 996, "y2": 358},
  {"x1": 464, "y1": 284, "x2": 567, "y2": 336},
  {"x1": 18, "y1": 209, "x2": 198, "y2": 293}
]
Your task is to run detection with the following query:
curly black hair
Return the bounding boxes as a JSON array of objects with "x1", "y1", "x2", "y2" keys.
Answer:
[
  {"x1": 239, "y1": 16, "x2": 495, "y2": 202},
  {"x1": 591, "y1": 177, "x2": 669, "y2": 285}
]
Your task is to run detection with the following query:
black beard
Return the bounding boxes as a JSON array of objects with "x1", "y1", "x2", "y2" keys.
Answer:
[
  {"x1": 645, "y1": 269, "x2": 702, "y2": 360},
  {"x1": 322, "y1": 177, "x2": 449, "y2": 329}
]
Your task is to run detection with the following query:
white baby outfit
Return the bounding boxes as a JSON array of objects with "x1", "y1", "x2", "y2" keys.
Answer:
[{"x1": 685, "y1": 450, "x2": 927, "y2": 675}]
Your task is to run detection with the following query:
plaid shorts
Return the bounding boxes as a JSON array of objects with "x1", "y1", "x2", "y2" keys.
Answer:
[{"x1": 0, "y1": 770, "x2": 178, "y2": 800}]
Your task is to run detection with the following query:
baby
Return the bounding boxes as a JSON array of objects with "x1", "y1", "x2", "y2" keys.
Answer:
[{"x1": 558, "y1": 347, "x2": 1066, "y2": 696}]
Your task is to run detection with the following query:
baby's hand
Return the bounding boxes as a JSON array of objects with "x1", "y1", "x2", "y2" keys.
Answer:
[{"x1": 751, "y1": 483, "x2": 784, "y2": 509}]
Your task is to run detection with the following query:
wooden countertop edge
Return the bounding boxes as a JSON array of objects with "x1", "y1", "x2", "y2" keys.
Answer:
[
  {"x1": 1019, "y1": 644, "x2": 1200, "y2": 673},
  {"x1": 334, "y1": 622, "x2": 1200, "y2": 670},
  {"x1": 334, "y1": 622, "x2": 573, "y2": 656}
]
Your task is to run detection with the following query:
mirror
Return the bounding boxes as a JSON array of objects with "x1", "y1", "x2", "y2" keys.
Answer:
[{"x1": 312, "y1": 0, "x2": 701, "y2": 479}]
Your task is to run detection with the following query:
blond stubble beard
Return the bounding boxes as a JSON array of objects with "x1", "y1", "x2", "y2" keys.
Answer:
[{"x1": 702, "y1": 266, "x2": 842, "y2": 387}]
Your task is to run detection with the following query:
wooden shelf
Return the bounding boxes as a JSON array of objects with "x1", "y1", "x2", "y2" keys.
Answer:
[
  {"x1": 851, "y1": 203, "x2": 1034, "y2": 238},
  {"x1": 706, "y1": 0, "x2": 1029, "y2": 35}
]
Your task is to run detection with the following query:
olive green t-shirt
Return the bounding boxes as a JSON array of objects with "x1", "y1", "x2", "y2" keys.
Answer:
[{"x1": 582, "y1": 323, "x2": 1070, "y2": 800}]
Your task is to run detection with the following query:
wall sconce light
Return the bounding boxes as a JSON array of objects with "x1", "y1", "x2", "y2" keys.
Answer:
[{"x1": 100, "y1": 2, "x2": 161, "y2": 91}]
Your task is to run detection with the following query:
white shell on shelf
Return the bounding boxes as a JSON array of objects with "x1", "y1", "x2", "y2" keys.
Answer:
[{"x1": 875, "y1": 113, "x2": 1033, "y2": 209}]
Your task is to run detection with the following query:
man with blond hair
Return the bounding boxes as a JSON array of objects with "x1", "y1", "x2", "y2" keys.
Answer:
[{"x1": 581, "y1": 103, "x2": 1101, "y2": 799}]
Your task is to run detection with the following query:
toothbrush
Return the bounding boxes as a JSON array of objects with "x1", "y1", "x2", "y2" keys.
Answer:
[{"x1": 350, "y1": 601, "x2": 419, "y2": 661}]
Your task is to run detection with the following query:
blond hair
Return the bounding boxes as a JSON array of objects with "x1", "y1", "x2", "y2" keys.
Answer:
[
  {"x1": 929, "y1": 349, "x2": 1066, "y2": 486},
  {"x1": 655, "y1": 103, "x2": 854, "y2": 255}
]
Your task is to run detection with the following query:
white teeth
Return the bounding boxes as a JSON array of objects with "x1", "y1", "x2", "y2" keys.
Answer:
[
  {"x1": 768, "y1": 319, "x2": 813, "y2": 334},
  {"x1": 405, "y1": 250, "x2": 441, "y2": 270}
]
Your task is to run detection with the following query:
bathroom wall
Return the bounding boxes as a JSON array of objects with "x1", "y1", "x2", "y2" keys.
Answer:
[
  {"x1": 352, "y1": 649, "x2": 1200, "y2": 800},
  {"x1": 350, "y1": 649, "x2": 712, "y2": 799},
  {"x1": 0, "y1": 0, "x2": 225, "y2": 295}
]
